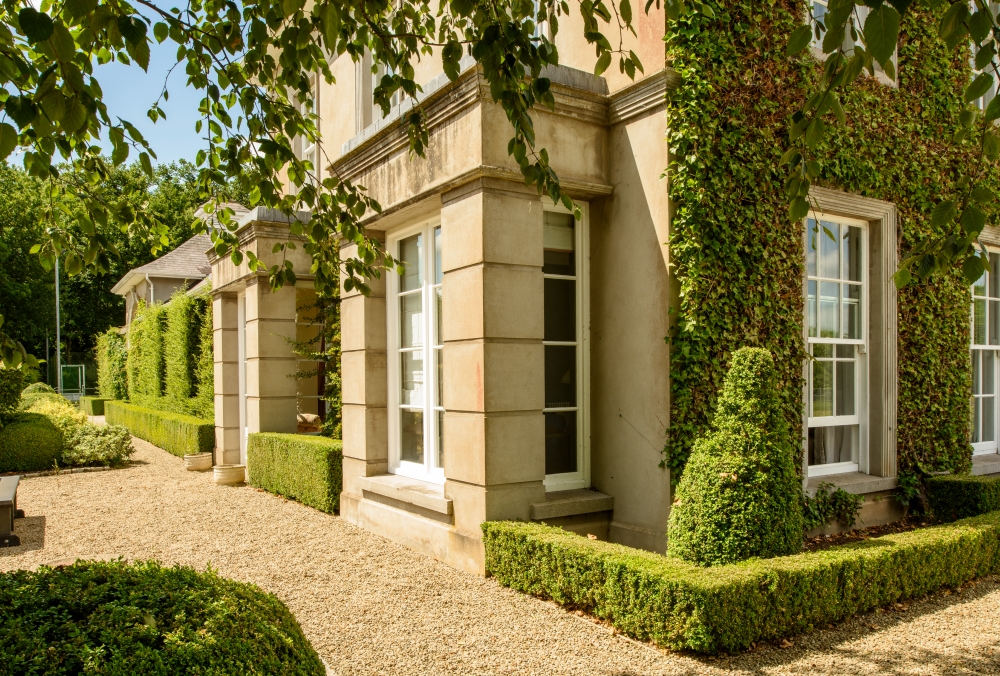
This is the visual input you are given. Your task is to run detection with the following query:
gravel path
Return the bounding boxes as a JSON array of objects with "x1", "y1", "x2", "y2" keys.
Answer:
[{"x1": 3, "y1": 438, "x2": 999, "y2": 675}]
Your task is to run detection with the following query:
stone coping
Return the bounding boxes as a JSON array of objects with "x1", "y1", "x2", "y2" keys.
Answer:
[
  {"x1": 972, "y1": 453, "x2": 1000, "y2": 476},
  {"x1": 2, "y1": 466, "x2": 113, "y2": 479},
  {"x1": 357, "y1": 474, "x2": 453, "y2": 515},
  {"x1": 806, "y1": 471, "x2": 898, "y2": 496},
  {"x1": 530, "y1": 488, "x2": 614, "y2": 520}
]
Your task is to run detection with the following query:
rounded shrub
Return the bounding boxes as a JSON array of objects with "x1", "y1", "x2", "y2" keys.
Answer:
[
  {"x1": 63, "y1": 424, "x2": 134, "y2": 467},
  {"x1": 667, "y1": 347, "x2": 803, "y2": 565},
  {"x1": 18, "y1": 391, "x2": 67, "y2": 411},
  {"x1": 21, "y1": 382, "x2": 55, "y2": 395},
  {"x1": 0, "y1": 413, "x2": 62, "y2": 472},
  {"x1": 0, "y1": 559, "x2": 325, "y2": 675}
]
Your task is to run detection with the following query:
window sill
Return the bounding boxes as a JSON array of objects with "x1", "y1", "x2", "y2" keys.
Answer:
[
  {"x1": 972, "y1": 453, "x2": 1000, "y2": 477},
  {"x1": 530, "y1": 489, "x2": 613, "y2": 520},
  {"x1": 806, "y1": 472, "x2": 897, "y2": 496},
  {"x1": 357, "y1": 474, "x2": 453, "y2": 515}
]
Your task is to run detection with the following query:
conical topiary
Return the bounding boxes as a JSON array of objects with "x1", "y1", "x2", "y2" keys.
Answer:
[{"x1": 667, "y1": 347, "x2": 803, "y2": 565}]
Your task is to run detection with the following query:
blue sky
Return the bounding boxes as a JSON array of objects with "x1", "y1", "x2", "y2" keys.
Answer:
[{"x1": 94, "y1": 38, "x2": 207, "y2": 165}]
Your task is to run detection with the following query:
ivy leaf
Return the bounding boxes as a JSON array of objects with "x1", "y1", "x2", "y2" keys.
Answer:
[
  {"x1": 930, "y1": 199, "x2": 957, "y2": 227},
  {"x1": 17, "y1": 8, "x2": 53, "y2": 43},
  {"x1": 986, "y1": 131, "x2": 1000, "y2": 160},
  {"x1": 965, "y1": 72, "x2": 994, "y2": 103},
  {"x1": 786, "y1": 25, "x2": 813, "y2": 56},
  {"x1": 863, "y1": 5, "x2": 899, "y2": 67}
]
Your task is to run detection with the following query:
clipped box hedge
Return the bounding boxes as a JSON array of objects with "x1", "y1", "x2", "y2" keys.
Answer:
[
  {"x1": 105, "y1": 401, "x2": 213, "y2": 458},
  {"x1": 247, "y1": 433, "x2": 342, "y2": 513},
  {"x1": 0, "y1": 559, "x2": 324, "y2": 674},
  {"x1": 0, "y1": 413, "x2": 62, "y2": 472},
  {"x1": 928, "y1": 473, "x2": 1000, "y2": 522},
  {"x1": 78, "y1": 396, "x2": 107, "y2": 416},
  {"x1": 482, "y1": 512, "x2": 1000, "y2": 654}
]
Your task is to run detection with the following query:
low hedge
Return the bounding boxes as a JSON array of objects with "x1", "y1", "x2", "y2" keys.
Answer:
[
  {"x1": 0, "y1": 413, "x2": 62, "y2": 472},
  {"x1": 927, "y1": 474, "x2": 1000, "y2": 522},
  {"x1": 105, "y1": 400, "x2": 213, "y2": 458},
  {"x1": 247, "y1": 433, "x2": 342, "y2": 513},
  {"x1": 78, "y1": 396, "x2": 107, "y2": 416},
  {"x1": 482, "y1": 513, "x2": 1000, "y2": 654},
  {"x1": 0, "y1": 559, "x2": 324, "y2": 674},
  {"x1": 17, "y1": 391, "x2": 66, "y2": 411}
]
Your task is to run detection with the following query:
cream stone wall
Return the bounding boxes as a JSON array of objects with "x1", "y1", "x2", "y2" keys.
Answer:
[{"x1": 590, "y1": 103, "x2": 671, "y2": 552}]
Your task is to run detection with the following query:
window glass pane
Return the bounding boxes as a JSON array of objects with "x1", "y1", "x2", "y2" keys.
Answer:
[
  {"x1": 843, "y1": 283, "x2": 861, "y2": 339},
  {"x1": 974, "y1": 350, "x2": 982, "y2": 394},
  {"x1": 808, "y1": 425, "x2": 857, "y2": 465},
  {"x1": 818, "y1": 221, "x2": 840, "y2": 279},
  {"x1": 975, "y1": 298, "x2": 988, "y2": 345},
  {"x1": 836, "y1": 343, "x2": 853, "y2": 358},
  {"x1": 992, "y1": 253, "x2": 1000, "y2": 298},
  {"x1": 992, "y1": 300, "x2": 999, "y2": 346},
  {"x1": 400, "y1": 409, "x2": 423, "y2": 464},
  {"x1": 435, "y1": 347, "x2": 443, "y2": 408},
  {"x1": 844, "y1": 225, "x2": 863, "y2": 282},
  {"x1": 807, "y1": 280, "x2": 817, "y2": 337},
  {"x1": 434, "y1": 226, "x2": 442, "y2": 285},
  {"x1": 974, "y1": 268, "x2": 987, "y2": 298},
  {"x1": 399, "y1": 234, "x2": 423, "y2": 292},
  {"x1": 974, "y1": 397, "x2": 982, "y2": 443},
  {"x1": 545, "y1": 410, "x2": 577, "y2": 474},
  {"x1": 836, "y1": 360, "x2": 855, "y2": 416},
  {"x1": 985, "y1": 350, "x2": 995, "y2": 395},
  {"x1": 819, "y1": 282, "x2": 840, "y2": 337},
  {"x1": 400, "y1": 350, "x2": 424, "y2": 406},
  {"x1": 435, "y1": 287, "x2": 442, "y2": 346},
  {"x1": 544, "y1": 345, "x2": 576, "y2": 408},
  {"x1": 437, "y1": 409, "x2": 444, "y2": 470},
  {"x1": 813, "y1": 343, "x2": 833, "y2": 358},
  {"x1": 985, "y1": 396, "x2": 996, "y2": 443},
  {"x1": 807, "y1": 219, "x2": 818, "y2": 277},
  {"x1": 812, "y1": 360, "x2": 834, "y2": 417},
  {"x1": 400, "y1": 292, "x2": 423, "y2": 348},
  {"x1": 544, "y1": 278, "x2": 576, "y2": 342},
  {"x1": 543, "y1": 212, "x2": 575, "y2": 275}
]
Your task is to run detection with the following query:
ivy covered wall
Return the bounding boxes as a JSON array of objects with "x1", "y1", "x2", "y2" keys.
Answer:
[{"x1": 665, "y1": 1, "x2": 994, "y2": 488}]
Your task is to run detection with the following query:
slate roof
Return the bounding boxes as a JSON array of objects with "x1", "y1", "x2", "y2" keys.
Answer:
[{"x1": 111, "y1": 233, "x2": 213, "y2": 295}]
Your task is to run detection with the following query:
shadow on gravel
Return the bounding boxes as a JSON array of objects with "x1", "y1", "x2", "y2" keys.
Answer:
[
  {"x1": 687, "y1": 575, "x2": 1000, "y2": 675},
  {"x1": 0, "y1": 515, "x2": 45, "y2": 556}
]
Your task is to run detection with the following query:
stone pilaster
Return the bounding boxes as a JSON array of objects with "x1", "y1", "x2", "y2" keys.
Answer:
[{"x1": 213, "y1": 293, "x2": 240, "y2": 465}]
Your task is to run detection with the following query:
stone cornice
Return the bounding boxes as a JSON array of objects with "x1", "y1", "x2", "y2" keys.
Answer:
[{"x1": 609, "y1": 69, "x2": 673, "y2": 124}]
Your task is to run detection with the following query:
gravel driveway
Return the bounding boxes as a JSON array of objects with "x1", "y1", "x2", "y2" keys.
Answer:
[{"x1": 2, "y1": 437, "x2": 999, "y2": 675}]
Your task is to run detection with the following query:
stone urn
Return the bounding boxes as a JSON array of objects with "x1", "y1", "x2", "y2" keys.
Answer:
[
  {"x1": 213, "y1": 464, "x2": 246, "y2": 486},
  {"x1": 184, "y1": 452, "x2": 213, "y2": 471}
]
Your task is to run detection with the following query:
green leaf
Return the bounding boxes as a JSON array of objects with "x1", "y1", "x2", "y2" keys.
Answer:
[
  {"x1": 63, "y1": 0, "x2": 98, "y2": 20},
  {"x1": 49, "y1": 21, "x2": 76, "y2": 62},
  {"x1": 153, "y1": 22, "x2": 168, "y2": 44},
  {"x1": 139, "y1": 152, "x2": 153, "y2": 179},
  {"x1": 829, "y1": 96, "x2": 846, "y2": 125},
  {"x1": 595, "y1": 51, "x2": 611, "y2": 76},
  {"x1": 969, "y1": 6, "x2": 993, "y2": 43},
  {"x1": 863, "y1": 5, "x2": 899, "y2": 67},
  {"x1": 619, "y1": 0, "x2": 632, "y2": 25},
  {"x1": 786, "y1": 25, "x2": 813, "y2": 56},
  {"x1": 805, "y1": 116, "x2": 826, "y2": 150},
  {"x1": 127, "y1": 37, "x2": 151, "y2": 71},
  {"x1": 986, "y1": 131, "x2": 1000, "y2": 160},
  {"x1": 964, "y1": 252, "x2": 987, "y2": 284},
  {"x1": 939, "y1": 1, "x2": 970, "y2": 48},
  {"x1": 972, "y1": 186, "x2": 997, "y2": 204},
  {"x1": 961, "y1": 110, "x2": 977, "y2": 128},
  {"x1": 985, "y1": 96, "x2": 1000, "y2": 122},
  {"x1": 976, "y1": 41, "x2": 996, "y2": 71},
  {"x1": 892, "y1": 268, "x2": 911, "y2": 288},
  {"x1": 0, "y1": 123, "x2": 18, "y2": 161},
  {"x1": 789, "y1": 196, "x2": 810, "y2": 221},
  {"x1": 960, "y1": 204, "x2": 987, "y2": 235},
  {"x1": 779, "y1": 146, "x2": 801, "y2": 165},
  {"x1": 965, "y1": 72, "x2": 994, "y2": 103},
  {"x1": 930, "y1": 199, "x2": 957, "y2": 227},
  {"x1": 18, "y1": 8, "x2": 53, "y2": 43}
]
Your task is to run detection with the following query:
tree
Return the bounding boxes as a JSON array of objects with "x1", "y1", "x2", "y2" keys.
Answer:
[
  {"x1": 781, "y1": 0, "x2": 1000, "y2": 286},
  {"x1": 0, "y1": 0, "x2": 647, "y2": 366}
]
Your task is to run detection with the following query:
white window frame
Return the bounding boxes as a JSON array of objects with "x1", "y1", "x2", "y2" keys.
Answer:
[
  {"x1": 805, "y1": 212, "x2": 870, "y2": 477},
  {"x1": 542, "y1": 202, "x2": 591, "y2": 492},
  {"x1": 386, "y1": 217, "x2": 444, "y2": 484},
  {"x1": 971, "y1": 247, "x2": 1000, "y2": 455}
]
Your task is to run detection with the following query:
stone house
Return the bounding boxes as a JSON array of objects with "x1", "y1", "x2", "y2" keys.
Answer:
[{"x1": 111, "y1": 6, "x2": 1000, "y2": 575}]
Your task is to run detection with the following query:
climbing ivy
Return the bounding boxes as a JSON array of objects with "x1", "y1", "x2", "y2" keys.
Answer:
[{"x1": 665, "y1": 1, "x2": 992, "y2": 491}]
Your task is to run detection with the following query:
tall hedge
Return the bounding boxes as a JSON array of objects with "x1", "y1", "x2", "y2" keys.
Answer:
[
  {"x1": 96, "y1": 328, "x2": 127, "y2": 401},
  {"x1": 126, "y1": 301, "x2": 167, "y2": 408},
  {"x1": 668, "y1": 348, "x2": 803, "y2": 565},
  {"x1": 164, "y1": 290, "x2": 200, "y2": 407},
  {"x1": 193, "y1": 288, "x2": 215, "y2": 421},
  {"x1": 664, "y1": 1, "x2": 986, "y2": 489}
]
